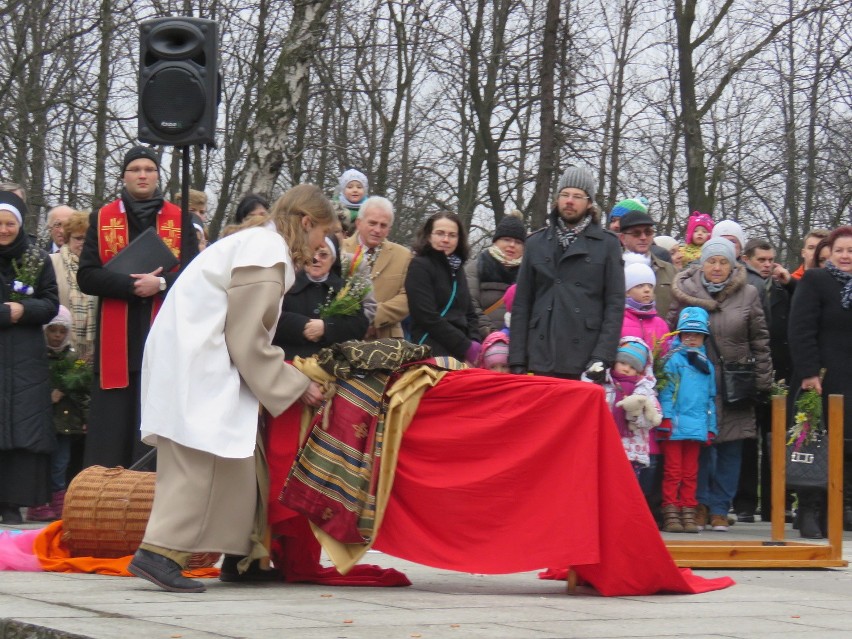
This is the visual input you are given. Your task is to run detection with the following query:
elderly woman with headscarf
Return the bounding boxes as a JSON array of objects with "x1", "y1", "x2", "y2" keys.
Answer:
[
  {"x1": 50, "y1": 211, "x2": 97, "y2": 361},
  {"x1": 465, "y1": 213, "x2": 526, "y2": 339},
  {"x1": 0, "y1": 191, "x2": 60, "y2": 524},
  {"x1": 667, "y1": 237, "x2": 772, "y2": 533}
]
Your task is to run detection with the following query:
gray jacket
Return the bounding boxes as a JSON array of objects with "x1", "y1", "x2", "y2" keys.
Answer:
[
  {"x1": 509, "y1": 211, "x2": 624, "y2": 375},
  {"x1": 667, "y1": 264, "x2": 772, "y2": 443}
]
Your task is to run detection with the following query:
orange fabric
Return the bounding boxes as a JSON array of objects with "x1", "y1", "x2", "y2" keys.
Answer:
[
  {"x1": 33, "y1": 521, "x2": 218, "y2": 578},
  {"x1": 792, "y1": 264, "x2": 805, "y2": 280}
]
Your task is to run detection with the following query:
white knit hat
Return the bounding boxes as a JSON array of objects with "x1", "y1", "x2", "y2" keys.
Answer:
[
  {"x1": 711, "y1": 220, "x2": 746, "y2": 252},
  {"x1": 624, "y1": 263, "x2": 656, "y2": 291}
]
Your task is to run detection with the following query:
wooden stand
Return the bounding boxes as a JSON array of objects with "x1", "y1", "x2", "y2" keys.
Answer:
[{"x1": 665, "y1": 394, "x2": 847, "y2": 568}]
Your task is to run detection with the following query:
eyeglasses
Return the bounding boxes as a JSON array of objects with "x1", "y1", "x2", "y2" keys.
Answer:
[
  {"x1": 558, "y1": 192, "x2": 589, "y2": 202},
  {"x1": 314, "y1": 251, "x2": 332, "y2": 260},
  {"x1": 50, "y1": 222, "x2": 64, "y2": 229},
  {"x1": 622, "y1": 228, "x2": 655, "y2": 238},
  {"x1": 432, "y1": 231, "x2": 458, "y2": 240}
]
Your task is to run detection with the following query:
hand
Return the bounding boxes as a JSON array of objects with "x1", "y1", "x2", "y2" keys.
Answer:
[
  {"x1": 131, "y1": 266, "x2": 163, "y2": 298},
  {"x1": 583, "y1": 359, "x2": 606, "y2": 383},
  {"x1": 51, "y1": 389, "x2": 64, "y2": 404},
  {"x1": 801, "y1": 376, "x2": 822, "y2": 395},
  {"x1": 656, "y1": 419, "x2": 672, "y2": 440},
  {"x1": 4, "y1": 301, "x2": 24, "y2": 323},
  {"x1": 302, "y1": 319, "x2": 325, "y2": 342},
  {"x1": 364, "y1": 325, "x2": 378, "y2": 340},
  {"x1": 464, "y1": 340, "x2": 482, "y2": 365},
  {"x1": 705, "y1": 431, "x2": 716, "y2": 446},
  {"x1": 299, "y1": 381, "x2": 324, "y2": 407},
  {"x1": 771, "y1": 263, "x2": 791, "y2": 284}
]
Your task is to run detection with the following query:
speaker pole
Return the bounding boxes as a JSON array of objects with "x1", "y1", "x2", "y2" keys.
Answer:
[{"x1": 181, "y1": 146, "x2": 190, "y2": 223}]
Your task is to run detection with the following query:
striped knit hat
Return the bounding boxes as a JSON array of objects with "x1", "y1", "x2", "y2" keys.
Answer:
[{"x1": 610, "y1": 197, "x2": 648, "y2": 222}]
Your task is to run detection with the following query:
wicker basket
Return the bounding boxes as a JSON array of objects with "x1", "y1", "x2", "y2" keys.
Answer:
[{"x1": 62, "y1": 465, "x2": 219, "y2": 568}]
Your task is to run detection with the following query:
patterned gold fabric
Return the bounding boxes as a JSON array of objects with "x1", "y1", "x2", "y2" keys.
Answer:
[{"x1": 314, "y1": 338, "x2": 431, "y2": 379}]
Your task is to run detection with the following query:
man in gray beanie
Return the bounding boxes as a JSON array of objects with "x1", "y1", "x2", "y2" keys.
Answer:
[{"x1": 509, "y1": 165, "x2": 624, "y2": 380}]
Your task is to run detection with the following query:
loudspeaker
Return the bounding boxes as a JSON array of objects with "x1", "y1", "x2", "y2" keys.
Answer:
[{"x1": 138, "y1": 17, "x2": 219, "y2": 146}]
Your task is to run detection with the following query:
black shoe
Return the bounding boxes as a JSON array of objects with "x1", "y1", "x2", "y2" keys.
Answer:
[
  {"x1": 0, "y1": 505, "x2": 23, "y2": 525},
  {"x1": 798, "y1": 508, "x2": 824, "y2": 540},
  {"x1": 736, "y1": 511, "x2": 755, "y2": 523},
  {"x1": 218, "y1": 554, "x2": 280, "y2": 583},
  {"x1": 128, "y1": 549, "x2": 206, "y2": 593}
]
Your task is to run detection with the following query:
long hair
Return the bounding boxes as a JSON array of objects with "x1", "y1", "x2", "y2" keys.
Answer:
[
  {"x1": 411, "y1": 211, "x2": 469, "y2": 262},
  {"x1": 229, "y1": 184, "x2": 335, "y2": 266}
]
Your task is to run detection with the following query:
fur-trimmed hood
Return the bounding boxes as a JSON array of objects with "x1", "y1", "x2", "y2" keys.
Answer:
[{"x1": 670, "y1": 263, "x2": 748, "y2": 311}]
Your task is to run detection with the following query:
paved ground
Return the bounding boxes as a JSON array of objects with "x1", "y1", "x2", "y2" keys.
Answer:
[{"x1": 1, "y1": 520, "x2": 851, "y2": 639}]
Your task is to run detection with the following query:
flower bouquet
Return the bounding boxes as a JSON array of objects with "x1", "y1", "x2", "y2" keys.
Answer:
[
  {"x1": 787, "y1": 386, "x2": 823, "y2": 452},
  {"x1": 318, "y1": 253, "x2": 372, "y2": 319},
  {"x1": 10, "y1": 245, "x2": 44, "y2": 301}
]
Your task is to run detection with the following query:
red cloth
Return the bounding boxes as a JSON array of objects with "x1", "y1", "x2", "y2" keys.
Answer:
[
  {"x1": 266, "y1": 405, "x2": 410, "y2": 587},
  {"x1": 372, "y1": 369, "x2": 734, "y2": 596},
  {"x1": 660, "y1": 439, "x2": 701, "y2": 508}
]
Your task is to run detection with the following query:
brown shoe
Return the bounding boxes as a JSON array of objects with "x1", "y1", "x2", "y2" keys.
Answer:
[
  {"x1": 662, "y1": 504, "x2": 684, "y2": 533},
  {"x1": 694, "y1": 503, "x2": 709, "y2": 528},
  {"x1": 709, "y1": 514, "x2": 729, "y2": 532},
  {"x1": 681, "y1": 507, "x2": 700, "y2": 533}
]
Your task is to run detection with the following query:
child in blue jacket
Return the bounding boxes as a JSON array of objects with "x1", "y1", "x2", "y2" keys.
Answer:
[{"x1": 657, "y1": 307, "x2": 717, "y2": 533}]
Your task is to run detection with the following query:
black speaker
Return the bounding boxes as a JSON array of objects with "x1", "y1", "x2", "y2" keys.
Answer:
[{"x1": 138, "y1": 17, "x2": 219, "y2": 146}]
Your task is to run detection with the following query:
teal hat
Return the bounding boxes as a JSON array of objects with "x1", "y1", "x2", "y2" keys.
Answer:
[
  {"x1": 676, "y1": 306, "x2": 710, "y2": 335},
  {"x1": 610, "y1": 196, "x2": 648, "y2": 220},
  {"x1": 616, "y1": 340, "x2": 650, "y2": 373}
]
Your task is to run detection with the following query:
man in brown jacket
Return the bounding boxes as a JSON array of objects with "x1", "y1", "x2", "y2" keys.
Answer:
[{"x1": 342, "y1": 196, "x2": 411, "y2": 338}]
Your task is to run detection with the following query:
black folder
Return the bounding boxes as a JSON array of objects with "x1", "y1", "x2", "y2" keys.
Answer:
[{"x1": 103, "y1": 226, "x2": 179, "y2": 275}]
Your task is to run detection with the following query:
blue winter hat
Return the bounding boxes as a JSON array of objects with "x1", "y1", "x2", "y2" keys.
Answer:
[
  {"x1": 676, "y1": 306, "x2": 710, "y2": 335},
  {"x1": 616, "y1": 340, "x2": 650, "y2": 373}
]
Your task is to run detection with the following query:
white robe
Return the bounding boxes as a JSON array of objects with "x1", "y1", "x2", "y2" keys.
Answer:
[{"x1": 140, "y1": 225, "x2": 296, "y2": 459}]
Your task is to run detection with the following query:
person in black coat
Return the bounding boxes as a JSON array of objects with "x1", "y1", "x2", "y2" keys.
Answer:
[
  {"x1": 77, "y1": 146, "x2": 199, "y2": 470},
  {"x1": 406, "y1": 212, "x2": 480, "y2": 363},
  {"x1": 273, "y1": 235, "x2": 369, "y2": 359},
  {"x1": 788, "y1": 225, "x2": 852, "y2": 536},
  {"x1": 0, "y1": 191, "x2": 60, "y2": 524}
]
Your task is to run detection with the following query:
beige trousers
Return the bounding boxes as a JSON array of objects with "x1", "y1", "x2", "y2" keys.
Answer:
[{"x1": 141, "y1": 434, "x2": 269, "y2": 565}]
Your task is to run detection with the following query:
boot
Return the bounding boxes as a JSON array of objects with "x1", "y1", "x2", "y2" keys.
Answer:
[
  {"x1": 25, "y1": 503, "x2": 57, "y2": 522},
  {"x1": 662, "y1": 504, "x2": 684, "y2": 533},
  {"x1": 681, "y1": 507, "x2": 700, "y2": 533},
  {"x1": 218, "y1": 554, "x2": 280, "y2": 583},
  {"x1": 694, "y1": 503, "x2": 709, "y2": 529},
  {"x1": 0, "y1": 504, "x2": 23, "y2": 525},
  {"x1": 50, "y1": 490, "x2": 66, "y2": 520},
  {"x1": 797, "y1": 490, "x2": 824, "y2": 540},
  {"x1": 128, "y1": 548, "x2": 206, "y2": 593}
]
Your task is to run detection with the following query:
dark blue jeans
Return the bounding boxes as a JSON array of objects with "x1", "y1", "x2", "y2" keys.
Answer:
[{"x1": 697, "y1": 440, "x2": 744, "y2": 516}]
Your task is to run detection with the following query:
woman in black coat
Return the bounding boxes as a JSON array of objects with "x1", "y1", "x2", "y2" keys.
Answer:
[
  {"x1": 788, "y1": 225, "x2": 852, "y2": 536},
  {"x1": 0, "y1": 192, "x2": 60, "y2": 524},
  {"x1": 406, "y1": 212, "x2": 481, "y2": 363},
  {"x1": 273, "y1": 235, "x2": 369, "y2": 359}
]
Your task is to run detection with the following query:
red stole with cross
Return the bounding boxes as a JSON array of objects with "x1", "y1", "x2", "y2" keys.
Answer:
[{"x1": 97, "y1": 200, "x2": 182, "y2": 389}]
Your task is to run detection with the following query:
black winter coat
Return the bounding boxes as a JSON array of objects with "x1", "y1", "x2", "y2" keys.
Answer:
[
  {"x1": 745, "y1": 264, "x2": 795, "y2": 382},
  {"x1": 0, "y1": 244, "x2": 59, "y2": 453},
  {"x1": 273, "y1": 270, "x2": 370, "y2": 360},
  {"x1": 509, "y1": 211, "x2": 624, "y2": 375},
  {"x1": 405, "y1": 248, "x2": 479, "y2": 360},
  {"x1": 788, "y1": 268, "x2": 852, "y2": 442},
  {"x1": 77, "y1": 203, "x2": 199, "y2": 375}
]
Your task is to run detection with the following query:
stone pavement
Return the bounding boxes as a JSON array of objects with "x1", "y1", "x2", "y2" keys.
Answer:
[{"x1": 1, "y1": 521, "x2": 851, "y2": 639}]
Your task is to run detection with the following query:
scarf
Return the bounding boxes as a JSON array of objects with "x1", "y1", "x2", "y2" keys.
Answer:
[
  {"x1": 486, "y1": 244, "x2": 522, "y2": 268},
  {"x1": 446, "y1": 254, "x2": 462, "y2": 271},
  {"x1": 610, "y1": 370, "x2": 639, "y2": 438},
  {"x1": 700, "y1": 272, "x2": 729, "y2": 295},
  {"x1": 57, "y1": 245, "x2": 97, "y2": 355},
  {"x1": 0, "y1": 227, "x2": 29, "y2": 276},
  {"x1": 625, "y1": 296, "x2": 656, "y2": 315},
  {"x1": 825, "y1": 260, "x2": 852, "y2": 310},
  {"x1": 554, "y1": 215, "x2": 590, "y2": 250},
  {"x1": 120, "y1": 186, "x2": 164, "y2": 234}
]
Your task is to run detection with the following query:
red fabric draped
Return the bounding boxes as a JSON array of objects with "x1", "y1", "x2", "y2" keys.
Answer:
[{"x1": 372, "y1": 369, "x2": 734, "y2": 596}]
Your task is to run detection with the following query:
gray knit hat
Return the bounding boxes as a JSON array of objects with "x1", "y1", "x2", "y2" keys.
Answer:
[{"x1": 557, "y1": 166, "x2": 596, "y2": 201}]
